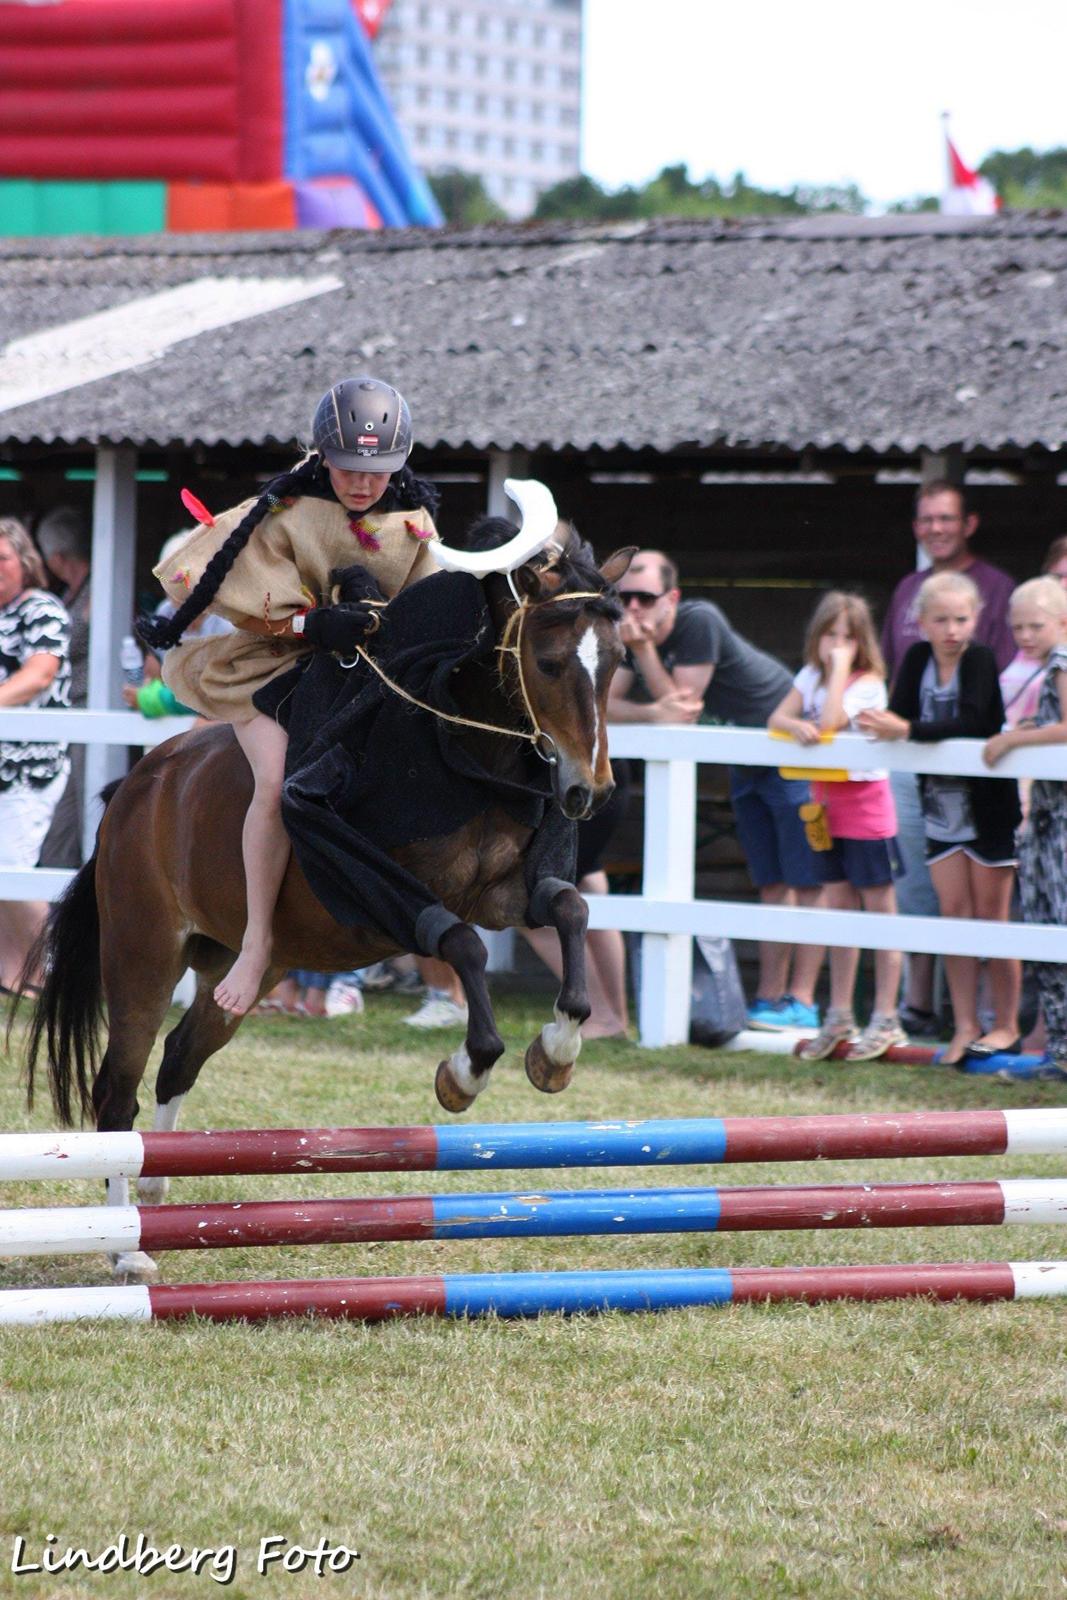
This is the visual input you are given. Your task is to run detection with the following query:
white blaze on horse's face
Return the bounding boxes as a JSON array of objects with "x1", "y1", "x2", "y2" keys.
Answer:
[{"x1": 576, "y1": 624, "x2": 602, "y2": 774}]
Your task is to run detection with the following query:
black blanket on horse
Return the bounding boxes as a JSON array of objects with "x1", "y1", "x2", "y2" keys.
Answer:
[{"x1": 257, "y1": 569, "x2": 577, "y2": 954}]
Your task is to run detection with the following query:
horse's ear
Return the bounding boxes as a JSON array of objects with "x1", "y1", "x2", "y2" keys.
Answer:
[{"x1": 600, "y1": 546, "x2": 637, "y2": 586}]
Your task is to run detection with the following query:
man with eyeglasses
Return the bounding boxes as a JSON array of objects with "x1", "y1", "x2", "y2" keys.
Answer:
[
  {"x1": 882, "y1": 481, "x2": 1014, "y2": 679},
  {"x1": 881, "y1": 480, "x2": 1015, "y2": 1036},
  {"x1": 608, "y1": 549, "x2": 825, "y2": 1032}
]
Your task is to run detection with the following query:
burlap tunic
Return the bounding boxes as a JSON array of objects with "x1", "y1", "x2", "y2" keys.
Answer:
[{"x1": 155, "y1": 497, "x2": 439, "y2": 723}]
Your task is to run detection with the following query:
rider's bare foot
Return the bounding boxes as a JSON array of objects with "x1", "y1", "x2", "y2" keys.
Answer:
[{"x1": 214, "y1": 947, "x2": 270, "y2": 1016}]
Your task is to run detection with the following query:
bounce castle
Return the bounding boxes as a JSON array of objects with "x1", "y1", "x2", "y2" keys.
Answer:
[{"x1": 0, "y1": 0, "x2": 441, "y2": 233}]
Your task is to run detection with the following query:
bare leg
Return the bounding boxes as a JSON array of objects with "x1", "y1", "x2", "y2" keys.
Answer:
[
  {"x1": 0, "y1": 900, "x2": 48, "y2": 990},
  {"x1": 756, "y1": 883, "x2": 792, "y2": 999},
  {"x1": 969, "y1": 860, "x2": 1020, "y2": 1049},
  {"x1": 930, "y1": 853, "x2": 980, "y2": 1063},
  {"x1": 860, "y1": 883, "x2": 903, "y2": 1016},
  {"x1": 416, "y1": 955, "x2": 466, "y2": 1006},
  {"x1": 521, "y1": 871, "x2": 628, "y2": 1039},
  {"x1": 786, "y1": 884, "x2": 825, "y2": 1007},
  {"x1": 214, "y1": 714, "x2": 290, "y2": 1017},
  {"x1": 580, "y1": 871, "x2": 629, "y2": 1035},
  {"x1": 824, "y1": 881, "x2": 861, "y2": 1013}
]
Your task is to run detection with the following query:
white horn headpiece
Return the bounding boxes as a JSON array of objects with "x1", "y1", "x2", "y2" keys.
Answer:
[{"x1": 432, "y1": 479, "x2": 559, "y2": 576}]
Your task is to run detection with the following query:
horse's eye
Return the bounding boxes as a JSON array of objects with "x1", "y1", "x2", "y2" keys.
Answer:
[{"x1": 536, "y1": 658, "x2": 564, "y2": 679}]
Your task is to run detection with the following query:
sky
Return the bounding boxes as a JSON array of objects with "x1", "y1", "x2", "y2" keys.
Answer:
[{"x1": 581, "y1": 0, "x2": 1066, "y2": 209}]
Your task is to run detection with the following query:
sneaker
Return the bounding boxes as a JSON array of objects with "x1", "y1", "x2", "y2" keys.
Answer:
[
  {"x1": 898, "y1": 1005, "x2": 940, "y2": 1039},
  {"x1": 784, "y1": 996, "x2": 821, "y2": 1030},
  {"x1": 796, "y1": 1008, "x2": 856, "y2": 1061},
  {"x1": 843, "y1": 1012, "x2": 908, "y2": 1062},
  {"x1": 359, "y1": 960, "x2": 409, "y2": 992},
  {"x1": 746, "y1": 997, "x2": 794, "y2": 1031},
  {"x1": 325, "y1": 978, "x2": 365, "y2": 1018},
  {"x1": 402, "y1": 991, "x2": 469, "y2": 1029}
]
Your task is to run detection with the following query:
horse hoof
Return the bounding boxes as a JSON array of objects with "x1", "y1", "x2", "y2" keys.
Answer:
[
  {"x1": 111, "y1": 1249, "x2": 159, "y2": 1285},
  {"x1": 136, "y1": 1174, "x2": 169, "y2": 1204},
  {"x1": 525, "y1": 1035, "x2": 574, "y2": 1095},
  {"x1": 435, "y1": 1059, "x2": 477, "y2": 1114}
]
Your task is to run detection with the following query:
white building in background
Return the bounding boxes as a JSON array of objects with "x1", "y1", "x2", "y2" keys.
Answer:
[{"x1": 374, "y1": 0, "x2": 583, "y2": 219}]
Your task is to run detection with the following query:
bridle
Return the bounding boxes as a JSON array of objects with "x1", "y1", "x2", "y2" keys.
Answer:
[{"x1": 341, "y1": 585, "x2": 605, "y2": 765}]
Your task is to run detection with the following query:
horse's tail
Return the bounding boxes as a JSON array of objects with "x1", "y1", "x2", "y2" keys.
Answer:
[{"x1": 21, "y1": 780, "x2": 122, "y2": 1127}]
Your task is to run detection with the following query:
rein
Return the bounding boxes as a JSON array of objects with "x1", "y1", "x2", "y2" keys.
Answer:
[{"x1": 341, "y1": 589, "x2": 604, "y2": 764}]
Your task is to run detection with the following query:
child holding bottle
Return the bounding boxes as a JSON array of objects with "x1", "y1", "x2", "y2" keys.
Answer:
[{"x1": 769, "y1": 591, "x2": 904, "y2": 1061}]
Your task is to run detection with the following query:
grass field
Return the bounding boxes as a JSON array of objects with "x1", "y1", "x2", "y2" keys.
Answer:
[{"x1": 0, "y1": 988, "x2": 1065, "y2": 1599}]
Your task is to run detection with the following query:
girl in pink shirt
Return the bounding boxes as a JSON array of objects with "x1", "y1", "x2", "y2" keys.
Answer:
[{"x1": 769, "y1": 592, "x2": 903, "y2": 1061}]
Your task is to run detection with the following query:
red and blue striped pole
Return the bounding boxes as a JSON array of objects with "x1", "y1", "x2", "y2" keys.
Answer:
[
  {"x1": 2, "y1": 1178, "x2": 1065, "y2": 1258},
  {"x1": 1, "y1": 1108, "x2": 1064, "y2": 1181},
  {"x1": 1, "y1": 1262, "x2": 1065, "y2": 1325}
]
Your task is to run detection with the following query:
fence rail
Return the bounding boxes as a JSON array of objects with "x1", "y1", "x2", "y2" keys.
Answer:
[{"x1": 0, "y1": 711, "x2": 1059, "y2": 1045}]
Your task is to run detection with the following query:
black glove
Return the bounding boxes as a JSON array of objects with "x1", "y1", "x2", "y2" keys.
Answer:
[{"x1": 301, "y1": 602, "x2": 380, "y2": 653}]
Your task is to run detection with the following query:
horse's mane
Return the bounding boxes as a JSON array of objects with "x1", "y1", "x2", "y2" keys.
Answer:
[{"x1": 463, "y1": 515, "x2": 623, "y2": 621}]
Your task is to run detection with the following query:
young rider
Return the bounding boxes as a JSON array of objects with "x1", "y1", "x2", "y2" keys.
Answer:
[{"x1": 140, "y1": 376, "x2": 440, "y2": 1017}]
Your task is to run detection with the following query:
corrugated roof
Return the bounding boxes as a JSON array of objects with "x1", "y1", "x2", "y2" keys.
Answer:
[{"x1": 1, "y1": 212, "x2": 1066, "y2": 456}]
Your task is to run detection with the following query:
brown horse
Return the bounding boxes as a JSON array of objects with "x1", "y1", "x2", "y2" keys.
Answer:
[{"x1": 23, "y1": 528, "x2": 632, "y2": 1272}]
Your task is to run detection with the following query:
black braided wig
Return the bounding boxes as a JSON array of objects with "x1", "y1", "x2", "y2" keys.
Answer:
[{"x1": 136, "y1": 457, "x2": 441, "y2": 652}]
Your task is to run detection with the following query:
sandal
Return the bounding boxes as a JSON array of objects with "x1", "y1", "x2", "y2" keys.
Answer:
[
  {"x1": 796, "y1": 1008, "x2": 856, "y2": 1061},
  {"x1": 843, "y1": 1012, "x2": 907, "y2": 1062},
  {"x1": 964, "y1": 1036, "x2": 1023, "y2": 1060}
]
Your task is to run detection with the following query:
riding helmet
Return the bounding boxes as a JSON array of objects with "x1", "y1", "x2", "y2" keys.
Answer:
[{"x1": 312, "y1": 376, "x2": 413, "y2": 474}]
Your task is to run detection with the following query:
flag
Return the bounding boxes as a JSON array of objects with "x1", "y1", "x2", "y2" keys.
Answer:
[
  {"x1": 353, "y1": 0, "x2": 393, "y2": 37},
  {"x1": 940, "y1": 116, "x2": 999, "y2": 216}
]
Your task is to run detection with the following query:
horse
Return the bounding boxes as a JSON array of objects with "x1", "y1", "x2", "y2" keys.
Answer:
[{"x1": 21, "y1": 518, "x2": 633, "y2": 1275}]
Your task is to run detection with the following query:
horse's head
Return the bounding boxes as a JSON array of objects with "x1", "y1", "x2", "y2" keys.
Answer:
[{"x1": 501, "y1": 527, "x2": 635, "y2": 820}]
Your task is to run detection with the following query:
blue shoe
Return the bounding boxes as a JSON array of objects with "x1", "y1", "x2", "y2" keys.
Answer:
[
  {"x1": 746, "y1": 997, "x2": 794, "y2": 1031},
  {"x1": 784, "y1": 996, "x2": 821, "y2": 1029}
]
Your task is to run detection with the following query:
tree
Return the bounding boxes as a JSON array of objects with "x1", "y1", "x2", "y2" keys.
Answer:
[
  {"x1": 979, "y1": 146, "x2": 1067, "y2": 208},
  {"x1": 533, "y1": 163, "x2": 869, "y2": 223},
  {"x1": 427, "y1": 169, "x2": 506, "y2": 226}
]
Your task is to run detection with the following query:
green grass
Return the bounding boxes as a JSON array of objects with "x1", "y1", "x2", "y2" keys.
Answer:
[{"x1": 0, "y1": 991, "x2": 1065, "y2": 1599}]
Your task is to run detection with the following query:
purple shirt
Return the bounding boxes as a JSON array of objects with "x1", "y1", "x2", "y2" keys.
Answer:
[{"x1": 881, "y1": 556, "x2": 1016, "y2": 681}]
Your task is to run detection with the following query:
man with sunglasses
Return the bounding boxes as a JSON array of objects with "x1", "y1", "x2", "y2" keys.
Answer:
[{"x1": 608, "y1": 550, "x2": 825, "y2": 1032}]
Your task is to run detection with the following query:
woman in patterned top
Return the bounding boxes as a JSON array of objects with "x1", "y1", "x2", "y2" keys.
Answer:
[{"x1": 0, "y1": 517, "x2": 71, "y2": 992}]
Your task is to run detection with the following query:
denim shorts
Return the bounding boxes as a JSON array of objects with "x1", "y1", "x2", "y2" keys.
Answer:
[
  {"x1": 728, "y1": 765, "x2": 825, "y2": 890},
  {"x1": 821, "y1": 835, "x2": 903, "y2": 890}
]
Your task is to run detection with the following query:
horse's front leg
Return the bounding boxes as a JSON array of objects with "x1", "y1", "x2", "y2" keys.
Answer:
[
  {"x1": 432, "y1": 923, "x2": 505, "y2": 1113},
  {"x1": 524, "y1": 880, "x2": 590, "y2": 1095}
]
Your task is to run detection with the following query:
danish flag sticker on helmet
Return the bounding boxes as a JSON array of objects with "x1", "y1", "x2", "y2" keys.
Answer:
[{"x1": 312, "y1": 377, "x2": 413, "y2": 473}]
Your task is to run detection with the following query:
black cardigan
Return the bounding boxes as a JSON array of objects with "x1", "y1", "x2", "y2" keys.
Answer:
[{"x1": 889, "y1": 641, "x2": 1020, "y2": 838}]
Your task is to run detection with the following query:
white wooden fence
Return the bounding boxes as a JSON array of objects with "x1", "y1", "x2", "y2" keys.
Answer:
[{"x1": 2, "y1": 709, "x2": 1065, "y2": 1047}]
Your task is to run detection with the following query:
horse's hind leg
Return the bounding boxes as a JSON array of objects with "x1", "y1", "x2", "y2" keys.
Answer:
[
  {"x1": 433, "y1": 923, "x2": 505, "y2": 1113},
  {"x1": 524, "y1": 884, "x2": 591, "y2": 1095}
]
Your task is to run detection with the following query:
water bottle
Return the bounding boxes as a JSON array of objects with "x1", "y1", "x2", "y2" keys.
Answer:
[{"x1": 119, "y1": 635, "x2": 144, "y2": 687}]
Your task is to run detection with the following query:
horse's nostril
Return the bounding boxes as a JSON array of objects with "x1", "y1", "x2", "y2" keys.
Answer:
[{"x1": 564, "y1": 785, "x2": 593, "y2": 819}]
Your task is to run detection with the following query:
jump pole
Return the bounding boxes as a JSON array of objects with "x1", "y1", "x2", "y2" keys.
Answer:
[
  {"x1": 3, "y1": 1178, "x2": 1067, "y2": 1259},
  {"x1": 2, "y1": 1262, "x2": 1066, "y2": 1326},
  {"x1": 2, "y1": 1108, "x2": 1065, "y2": 1181}
]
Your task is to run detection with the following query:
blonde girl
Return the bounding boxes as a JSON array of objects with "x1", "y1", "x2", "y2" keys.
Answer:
[
  {"x1": 984, "y1": 577, "x2": 1067, "y2": 1070},
  {"x1": 769, "y1": 592, "x2": 904, "y2": 1061},
  {"x1": 861, "y1": 571, "x2": 1021, "y2": 1064}
]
